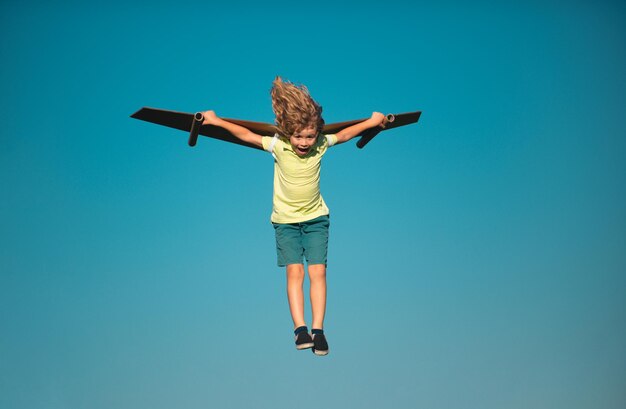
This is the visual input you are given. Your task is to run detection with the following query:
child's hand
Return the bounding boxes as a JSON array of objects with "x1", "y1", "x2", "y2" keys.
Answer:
[
  {"x1": 370, "y1": 112, "x2": 386, "y2": 127},
  {"x1": 201, "y1": 110, "x2": 219, "y2": 125}
]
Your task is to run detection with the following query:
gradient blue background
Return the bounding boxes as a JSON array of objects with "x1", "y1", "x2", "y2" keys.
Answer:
[{"x1": 1, "y1": 1, "x2": 625, "y2": 408}]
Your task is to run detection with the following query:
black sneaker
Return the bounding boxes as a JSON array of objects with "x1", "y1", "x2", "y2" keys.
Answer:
[
  {"x1": 312, "y1": 333, "x2": 329, "y2": 356},
  {"x1": 295, "y1": 331, "x2": 314, "y2": 350}
]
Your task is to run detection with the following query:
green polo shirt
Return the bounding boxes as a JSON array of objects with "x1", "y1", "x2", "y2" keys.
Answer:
[{"x1": 262, "y1": 134, "x2": 338, "y2": 224}]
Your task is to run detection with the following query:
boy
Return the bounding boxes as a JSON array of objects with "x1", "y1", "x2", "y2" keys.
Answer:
[{"x1": 202, "y1": 77, "x2": 384, "y2": 355}]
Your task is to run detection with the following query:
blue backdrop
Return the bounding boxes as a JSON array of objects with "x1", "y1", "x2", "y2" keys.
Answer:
[{"x1": 1, "y1": 1, "x2": 625, "y2": 408}]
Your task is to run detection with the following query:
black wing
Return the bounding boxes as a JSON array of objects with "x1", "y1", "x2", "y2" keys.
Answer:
[{"x1": 130, "y1": 107, "x2": 421, "y2": 150}]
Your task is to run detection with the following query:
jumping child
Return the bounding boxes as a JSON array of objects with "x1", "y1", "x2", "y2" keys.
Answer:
[{"x1": 202, "y1": 77, "x2": 384, "y2": 355}]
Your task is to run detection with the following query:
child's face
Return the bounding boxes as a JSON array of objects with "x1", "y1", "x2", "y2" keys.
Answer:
[{"x1": 289, "y1": 127, "x2": 318, "y2": 156}]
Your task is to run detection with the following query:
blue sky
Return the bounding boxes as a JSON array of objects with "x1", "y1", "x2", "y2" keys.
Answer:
[{"x1": 1, "y1": 1, "x2": 625, "y2": 408}]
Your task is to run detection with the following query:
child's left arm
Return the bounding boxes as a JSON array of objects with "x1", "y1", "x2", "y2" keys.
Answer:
[{"x1": 335, "y1": 112, "x2": 386, "y2": 144}]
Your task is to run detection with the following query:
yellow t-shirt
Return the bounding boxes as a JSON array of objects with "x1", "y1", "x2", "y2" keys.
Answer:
[{"x1": 262, "y1": 134, "x2": 338, "y2": 223}]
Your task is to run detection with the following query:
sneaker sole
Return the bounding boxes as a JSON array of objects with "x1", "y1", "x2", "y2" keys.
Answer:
[
  {"x1": 313, "y1": 349, "x2": 329, "y2": 356},
  {"x1": 296, "y1": 342, "x2": 314, "y2": 350}
]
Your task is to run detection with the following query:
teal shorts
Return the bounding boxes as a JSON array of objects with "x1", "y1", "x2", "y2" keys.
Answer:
[{"x1": 272, "y1": 215, "x2": 330, "y2": 267}]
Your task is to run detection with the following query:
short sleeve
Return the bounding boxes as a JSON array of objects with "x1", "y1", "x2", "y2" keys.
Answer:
[
  {"x1": 325, "y1": 134, "x2": 338, "y2": 147},
  {"x1": 261, "y1": 136, "x2": 273, "y2": 152},
  {"x1": 262, "y1": 135, "x2": 282, "y2": 155}
]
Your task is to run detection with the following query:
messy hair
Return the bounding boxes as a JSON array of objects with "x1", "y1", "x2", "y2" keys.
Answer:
[{"x1": 270, "y1": 76, "x2": 324, "y2": 138}]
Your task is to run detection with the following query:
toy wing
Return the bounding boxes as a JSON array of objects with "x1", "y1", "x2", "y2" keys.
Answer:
[{"x1": 130, "y1": 107, "x2": 421, "y2": 150}]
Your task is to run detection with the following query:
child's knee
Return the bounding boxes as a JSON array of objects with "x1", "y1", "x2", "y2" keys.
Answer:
[
  {"x1": 308, "y1": 264, "x2": 326, "y2": 280},
  {"x1": 286, "y1": 263, "x2": 305, "y2": 278}
]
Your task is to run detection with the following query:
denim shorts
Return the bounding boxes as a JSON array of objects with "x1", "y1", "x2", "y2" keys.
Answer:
[{"x1": 272, "y1": 215, "x2": 330, "y2": 267}]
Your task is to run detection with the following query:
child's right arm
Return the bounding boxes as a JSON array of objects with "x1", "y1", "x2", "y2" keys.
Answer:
[
  {"x1": 201, "y1": 110, "x2": 263, "y2": 149},
  {"x1": 335, "y1": 112, "x2": 386, "y2": 145}
]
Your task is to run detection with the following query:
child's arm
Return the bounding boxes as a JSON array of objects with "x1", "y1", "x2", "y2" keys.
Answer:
[
  {"x1": 201, "y1": 110, "x2": 264, "y2": 149},
  {"x1": 335, "y1": 112, "x2": 386, "y2": 145}
]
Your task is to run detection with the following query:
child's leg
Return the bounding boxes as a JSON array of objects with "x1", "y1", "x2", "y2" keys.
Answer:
[
  {"x1": 308, "y1": 263, "x2": 327, "y2": 329},
  {"x1": 286, "y1": 263, "x2": 306, "y2": 329}
]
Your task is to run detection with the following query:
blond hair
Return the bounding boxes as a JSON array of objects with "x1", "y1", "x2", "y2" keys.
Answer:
[{"x1": 270, "y1": 76, "x2": 324, "y2": 138}]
